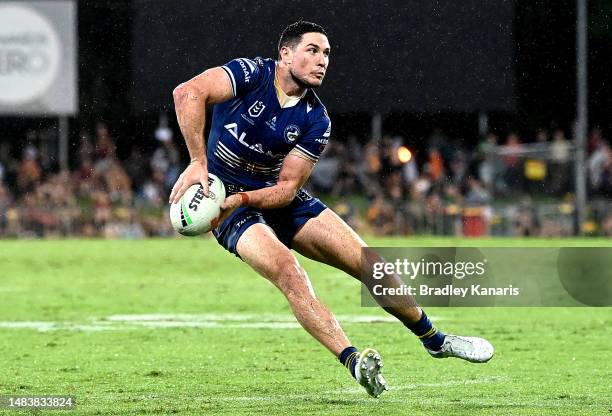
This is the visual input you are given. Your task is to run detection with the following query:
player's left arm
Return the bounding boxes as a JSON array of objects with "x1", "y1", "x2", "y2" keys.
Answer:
[
  {"x1": 218, "y1": 152, "x2": 314, "y2": 217},
  {"x1": 216, "y1": 107, "x2": 330, "y2": 223}
]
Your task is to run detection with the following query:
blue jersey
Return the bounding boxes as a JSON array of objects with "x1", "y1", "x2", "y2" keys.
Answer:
[{"x1": 207, "y1": 57, "x2": 331, "y2": 190}]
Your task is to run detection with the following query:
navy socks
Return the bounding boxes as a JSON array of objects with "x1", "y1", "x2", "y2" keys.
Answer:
[
  {"x1": 405, "y1": 309, "x2": 445, "y2": 351},
  {"x1": 338, "y1": 346, "x2": 359, "y2": 378}
]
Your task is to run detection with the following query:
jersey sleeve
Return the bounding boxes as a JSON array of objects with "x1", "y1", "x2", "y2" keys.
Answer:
[
  {"x1": 221, "y1": 57, "x2": 265, "y2": 97},
  {"x1": 293, "y1": 111, "x2": 331, "y2": 163}
]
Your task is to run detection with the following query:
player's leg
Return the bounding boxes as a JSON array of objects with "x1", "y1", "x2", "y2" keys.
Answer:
[
  {"x1": 236, "y1": 223, "x2": 349, "y2": 355},
  {"x1": 292, "y1": 208, "x2": 494, "y2": 363},
  {"x1": 235, "y1": 222, "x2": 387, "y2": 397},
  {"x1": 292, "y1": 208, "x2": 423, "y2": 322},
  {"x1": 292, "y1": 209, "x2": 428, "y2": 324},
  {"x1": 212, "y1": 202, "x2": 386, "y2": 396}
]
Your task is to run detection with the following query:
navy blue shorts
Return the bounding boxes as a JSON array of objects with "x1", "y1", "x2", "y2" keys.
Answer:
[{"x1": 212, "y1": 188, "x2": 327, "y2": 258}]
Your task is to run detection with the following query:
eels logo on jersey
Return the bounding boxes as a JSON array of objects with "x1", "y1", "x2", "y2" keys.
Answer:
[{"x1": 284, "y1": 124, "x2": 301, "y2": 143}]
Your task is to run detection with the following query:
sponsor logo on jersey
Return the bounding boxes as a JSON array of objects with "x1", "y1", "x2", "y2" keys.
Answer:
[
  {"x1": 323, "y1": 121, "x2": 331, "y2": 137},
  {"x1": 240, "y1": 113, "x2": 255, "y2": 125},
  {"x1": 237, "y1": 59, "x2": 251, "y2": 83},
  {"x1": 248, "y1": 100, "x2": 266, "y2": 118},
  {"x1": 265, "y1": 116, "x2": 277, "y2": 131},
  {"x1": 296, "y1": 189, "x2": 313, "y2": 202},
  {"x1": 224, "y1": 123, "x2": 265, "y2": 154},
  {"x1": 235, "y1": 213, "x2": 258, "y2": 229},
  {"x1": 284, "y1": 124, "x2": 301, "y2": 143}
]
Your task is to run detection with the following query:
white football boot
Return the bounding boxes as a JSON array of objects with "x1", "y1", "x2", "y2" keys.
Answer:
[
  {"x1": 426, "y1": 335, "x2": 494, "y2": 363},
  {"x1": 355, "y1": 348, "x2": 388, "y2": 398}
]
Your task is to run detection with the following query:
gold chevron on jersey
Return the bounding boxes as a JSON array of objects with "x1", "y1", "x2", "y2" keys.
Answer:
[{"x1": 215, "y1": 142, "x2": 282, "y2": 174}]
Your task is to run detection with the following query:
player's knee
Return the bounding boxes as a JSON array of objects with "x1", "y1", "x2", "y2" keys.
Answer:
[{"x1": 274, "y1": 261, "x2": 313, "y2": 300}]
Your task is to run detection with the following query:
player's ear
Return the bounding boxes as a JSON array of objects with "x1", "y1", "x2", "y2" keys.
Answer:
[{"x1": 280, "y1": 46, "x2": 292, "y2": 64}]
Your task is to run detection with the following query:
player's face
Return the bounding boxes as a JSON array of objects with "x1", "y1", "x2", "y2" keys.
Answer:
[{"x1": 287, "y1": 32, "x2": 331, "y2": 88}]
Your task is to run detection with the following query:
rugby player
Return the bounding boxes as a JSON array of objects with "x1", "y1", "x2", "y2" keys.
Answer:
[{"x1": 169, "y1": 21, "x2": 494, "y2": 398}]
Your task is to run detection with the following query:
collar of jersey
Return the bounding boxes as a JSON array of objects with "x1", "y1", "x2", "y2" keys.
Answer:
[{"x1": 274, "y1": 64, "x2": 306, "y2": 109}]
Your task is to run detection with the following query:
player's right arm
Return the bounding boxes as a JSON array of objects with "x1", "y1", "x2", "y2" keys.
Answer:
[{"x1": 169, "y1": 67, "x2": 233, "y2": 203}]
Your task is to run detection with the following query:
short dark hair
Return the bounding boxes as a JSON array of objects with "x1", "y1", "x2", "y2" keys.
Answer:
[{"x1": 278, "y1": 20, "x2": 328, "y2": 55}]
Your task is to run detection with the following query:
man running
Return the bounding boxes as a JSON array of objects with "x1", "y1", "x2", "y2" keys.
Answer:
[{"x1": 170, "y1": 20, "x2": 494, "y2": 398}]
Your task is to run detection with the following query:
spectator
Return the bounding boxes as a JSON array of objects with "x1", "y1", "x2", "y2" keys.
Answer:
[
  {"x1": 95, "y1": 122, "x2": 116, "y2": 160},
  {"x1": 125, "y1": 146, "x2": 149, "y2": 191},
  {"x1": 588, "y1": 141, "x2": 611, "y2": 192},
  {"x1": 401, "y1": 155, "x2": 418, "y2": 187},
  {"x1": 366, "y1": 193, "x2": 395, "y2": 235},
  {"x1": 103, "y1": 159, "x2": 133, "y2": 205},
  {"x1": 139, "y1": 168, "x2": 166, "y2": 208},
  {"x1": 78, "y1": 130, "x2": 95, "y2": 162},
  {"x1": 549, "y1": 129, "x2": 571, "y2": 194},
  {"x1": 588, "y1": 127, "x2": 605, "y2": 154},
  {"x1": 428, "y1": 128, "x2": 452, "y2": 162},
  {"x1": 501, "y1": 133, "x2": 524, "y2": 192},
  {"x1": 151, "y1": 126, "x2": 181, "y2": 193},
  {"x1": 16, "y1": 146, "x2": 42, "y2": 194},
  {"x1": 464, "y1": 177, "x2": 491, "y2": 206},
  {"x1": 310, "y1": 141, "x2": 339, "y2": 193},
  {"x1": 535, "y1": 129, "x2": 549, "y2": 143},
  {"x1": 599, "y1": 154, "x2": 612, "y2": 197},
  {"x1": 0, "y1": 182, "x2": 11, "y2": 234},
  {"x1": 427, "y1": 148, "x2": 445, "y2": 183},
  {"x1": 449, "y1": 150, "x2": 468, "y2": 187},
  {"x1": 476, "y1": 132, "x2": 498, "y2": 188},
  {"x1": 602, "y1": 212, "x2": 612, "y2": 236}
]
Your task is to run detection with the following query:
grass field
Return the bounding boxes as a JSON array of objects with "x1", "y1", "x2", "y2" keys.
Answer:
[{"x1": 0, "y1": 237, "x2": 610, "y2": 415}]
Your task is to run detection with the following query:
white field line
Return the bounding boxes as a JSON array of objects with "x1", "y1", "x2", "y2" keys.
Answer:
[
  {"x1": 334, "y1": 375, "x2": 509, "y2": 394},
  {"x1": 0, "y1": 287, "x2": 26, "y2": 292},
  {"x1": 104, "y1": 313, "x2": 404, "y2": 323},
  {"x1": 0, "y1": 313, "x2": 440, "y2": 332}
]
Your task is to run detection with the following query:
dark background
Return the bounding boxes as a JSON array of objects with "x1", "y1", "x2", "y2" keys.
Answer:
[
  {"x1": 131, "y1": 0, "x2": 515, "y2": 114},
  {"x1": 1, "y1": 0, "x2": 611, "y2": 159}
]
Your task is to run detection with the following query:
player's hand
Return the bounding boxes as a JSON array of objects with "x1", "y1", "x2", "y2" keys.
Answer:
[
  {"x1": 169, "y1": 160, "x2": 209, "y2": 204},
  {"x1": 211, "y1": 193, "x2": 243, "y2": 228}
]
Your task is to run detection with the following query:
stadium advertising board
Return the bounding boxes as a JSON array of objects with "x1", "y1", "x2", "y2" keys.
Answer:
[{"x1": 0, "y1": 1, "x2": 77, "y2": 116}]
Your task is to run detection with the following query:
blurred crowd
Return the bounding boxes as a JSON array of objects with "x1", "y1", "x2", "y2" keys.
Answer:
[
  {"x1": 0, "y1": 122, "x2": 611, "y2": 238},
  {"x1": 310, "y1": 127, "x2": 612, "y2": 237},
  {"x1": 0, "y1": 122, "x2": 177, "y2": 238}
]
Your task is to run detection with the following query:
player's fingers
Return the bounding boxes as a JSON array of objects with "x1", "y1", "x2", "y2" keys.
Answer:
[
  {"x1": 169, "y1": 177, "x2": 183, "y2": 203},
  {"x1": 200, "y1": 173, "x2": 209, "y2": 197},
  {"x1": 172, "y1": 182, "x2": 191, "y2": 204}
]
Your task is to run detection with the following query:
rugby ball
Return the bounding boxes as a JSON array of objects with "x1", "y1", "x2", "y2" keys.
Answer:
[{"x1": 169, "y1": 174, "x2": 226, "y2": 236}]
